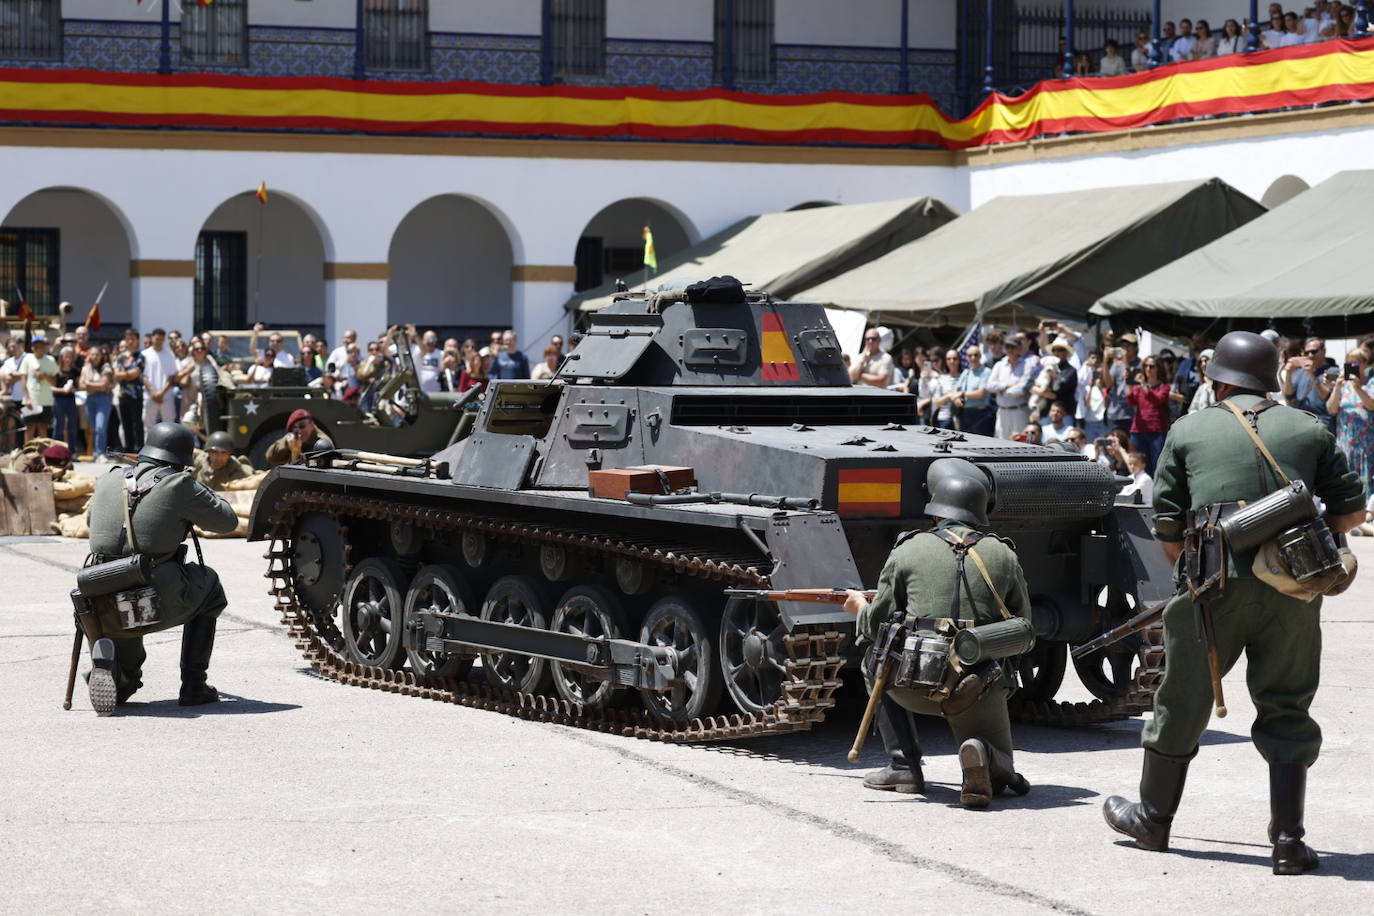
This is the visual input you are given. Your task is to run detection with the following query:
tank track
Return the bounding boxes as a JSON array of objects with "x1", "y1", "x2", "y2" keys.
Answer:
[
  {"x1": 264, "y1": 490, "x2": 846, "y2": 743},
  {"x1": 1011, "y1": 624, "x2": 1164, "y2": 727}
]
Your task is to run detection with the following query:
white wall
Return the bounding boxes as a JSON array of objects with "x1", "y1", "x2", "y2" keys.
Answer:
[
  {"x1": 201, "y1": 193, "x2": 326, "y2": 329},
  {"x1": 430, "y1": 0, "x2": 542, "y2": 35},
  {"x1": 387, "y1": 195, "x2": 514, "y2": 330},
  {"x1": 775, "y1": 0, "x2": 957, "y2": 50},
  {"x1": 2, "y1": 189, "x2": 133, "y2": 328},
  {"x1": 250, "y1": 0, "x2": 355, "y2": 30},
  {"x1": 579, "y1": 199, "x2": 692, "y2": 260},
  {"x1": 607, "y1": 0, "x2": 713, "y2": 41}
]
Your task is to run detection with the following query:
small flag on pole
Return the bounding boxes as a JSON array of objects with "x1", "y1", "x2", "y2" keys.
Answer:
[
  {"x1": 15, "y1": 287, "x2": 34, "y2": 321},
  {"x1": 255, "y1": 181, "x2": 269, "y2": 205},
  {"x1": 198, "y1": 0, "x2": 214, "y2": 6},
  {"x1": 642, "y1": 225, "x2": 657, "y2": 274},
  {"x1": 86, "y1": 282, "x2": 108, "y2": 332}
]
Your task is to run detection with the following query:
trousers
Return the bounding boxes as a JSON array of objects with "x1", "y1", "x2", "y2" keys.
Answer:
[
  {"x1": 994, "y1": 406, "x2": 1030, "y2": 440},
  {"x1": 1142, "y1": 577, "x2": 1322, "y2": 766},
  {"x1": 866, "y1": 667, "x2": 1014, "y2": 759}
]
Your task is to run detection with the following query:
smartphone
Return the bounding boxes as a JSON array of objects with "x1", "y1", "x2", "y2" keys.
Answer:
[
  {"x1": 1094, "y1": 437, "x2": 1111, "y2": 448},
  {"x1": 1344, "y1": 362, "x2": 1359, "y2": 378}
]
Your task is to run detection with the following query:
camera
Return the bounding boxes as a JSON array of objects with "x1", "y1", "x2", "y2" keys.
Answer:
[
  {"x1": 1010, "y1": 432, "x2": 1027, "y2": 442},
  {"x1": 1094, "y1": 437, "x2": 1112, "y2": 448},
  {"x1": 1343, "y1": 362, "x2": 1359, "y2": 379}
]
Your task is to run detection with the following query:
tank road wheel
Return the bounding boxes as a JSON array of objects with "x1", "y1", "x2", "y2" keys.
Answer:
[
  {"x1": 479, "y1": 575, "x2": 553, "y2": 694},
  {"x1": 291, "y1": 512, "x2": 347, "y2": 651},
  {"x1": 1074, "y1": 587, "x2": 1142, "y2": 702},
  {"x1": 549, "y1": 585, "x2": 629, "y2": 710},
  {"x1": 341, "y1": 558, "x2": 408, "y2": 670},
  {"x1": 639, "y1": 595, "x2": 724, "y2": 725},
  {"x1": 403, "y1": 564, "x2": 479, "y2": 680},
  {"x1": 719, "y1": 598, "x2": 788, "y2": 716},
  {"x1": 1014, "y1": 641, "x2": 1068, "y2": 701}
]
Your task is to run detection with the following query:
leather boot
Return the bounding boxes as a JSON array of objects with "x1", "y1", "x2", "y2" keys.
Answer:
[
  {"x1": 1269, "y1": 763, "x2": 1320, "y2": 875},
  {"x1": 88, "y1": 638, "x2": 118, "y2": 717},
  {"x1": 988, "y1": 742, "x2": 1031, "y2": 797},
  {"x1": 178, "y1": 613, "x2": 220, "y2": 706},
  {"x1": 864, "y1": 695, "x2": 924, "y2": 794},
  {"x1": 1103, "y1": 750, "x2": 1189, "y2": 851},
  {"x1": 958, "y1": 738, "x2": 994, "y2": 808}
]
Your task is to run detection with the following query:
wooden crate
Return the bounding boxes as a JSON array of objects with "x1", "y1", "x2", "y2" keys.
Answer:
[
  {"x1": 588, "y1": 465, "x2": 696, "y2": 500},
  {"x1": 0, "y1": 471, "x2": 57, "y2": 536}
]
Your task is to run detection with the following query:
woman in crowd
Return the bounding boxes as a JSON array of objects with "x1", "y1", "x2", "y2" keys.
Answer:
[
  {"x1": 459, "y1": 341, "x2": 488, "y2": 394},
  {"x1": 1076, "y1": 350, "x2": 1109, "y2": 442},
  {"x1": 929, "y1": 349, "x2": 963, "y2": 430},
  {"x1": 80, "y1": 345, "x2": 115, "y2": 462},
  {"x1": 247, "y1": 348, "x2": 275, "y2": 388},
  {"x1": 952, "y1": 344, "x2": 993, "y2": 436},
  {"x1": 51, "y1": 345, "x2": 82, "y2": 456},
  {"x1": 1326, "y1": 346, "x2": 1374, "y2": 494},
  {"x1": 1217, "y1": 19, "x2": 1245, "y2": 54},
  {"x1": 1191, "y1": 20, "x2": 1218, "y2": 58},
  {"x1": 1262, "y1": 11, "x2": 1289, "y2": 47},
  {"x1": 1126, "y1": 355, "x2": 1170, "y2": 473},
  {"x1": 1187, "y1": 348, "x2": 1217, "y2": 413},
  {"x1": 1131, "y1": 30, "x2": 1152, "y2": 70},
  {"x1": 530, "y1": 344, "x2": 562, "y2": 381},
  {"x1": 1091, "y1": 427, "x2": 1133, "y2": 475}
]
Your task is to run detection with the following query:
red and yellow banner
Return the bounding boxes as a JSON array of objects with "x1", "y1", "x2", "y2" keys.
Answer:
[
  {"x1": 1, "y1": 39, "x2": 1372, "y2": 149},
  {"x1": 837, "y1": 468, "x2": 902, "y2": 518},
  {"x1": 759, "y1": 312, "x2": 799, "y2": 382}
]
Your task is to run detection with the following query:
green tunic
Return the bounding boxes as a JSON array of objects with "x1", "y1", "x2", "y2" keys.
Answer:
[
  {"x1": 192, "y1": 452, "x2": 252, "y2": 491},
  {"x1": 858, "y1": 519, "x2": 1032, "y2": 757},
  {"x1": 1144, "y1": 393, "x2": 1365, "y2": 765}
]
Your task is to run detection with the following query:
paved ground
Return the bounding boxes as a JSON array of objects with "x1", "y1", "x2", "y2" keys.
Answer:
[{"x1": 1, "y1": 531, "x2": 1370, "y2": 915}]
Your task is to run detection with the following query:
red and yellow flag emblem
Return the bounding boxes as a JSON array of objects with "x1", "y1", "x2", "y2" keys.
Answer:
[
  {"x1": 837, "y1": 468, "x2": 902, "y2": 518},
  {"x1": 759, "y1": 311, "x2": 799, "y2": 381}
]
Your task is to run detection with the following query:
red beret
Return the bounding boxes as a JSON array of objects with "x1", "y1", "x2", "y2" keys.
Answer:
[
  {"x1": 285, "y1": 409, "x2": 313, "y2": 431},
  {"x1": 42, "y1": 443, "x2": 71, "y2": 462}
]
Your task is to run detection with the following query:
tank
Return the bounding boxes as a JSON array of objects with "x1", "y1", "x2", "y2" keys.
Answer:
[{"x1": 248, "y1": 282, "x2": 1175, "y2": 742}]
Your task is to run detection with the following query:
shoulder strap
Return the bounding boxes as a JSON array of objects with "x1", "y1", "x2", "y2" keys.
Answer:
[
  {"x1": 1222, "y1": 400, "x2": 1292, "y2": 486},
  {"x1": 966, "y1": 547, "x2": 1014, "y2": 621},
  {"x1": 121, "y1": 465, "x2": 184, "y2": 557},
  {"x1": 932, "y1": 529, "x2": 1014, "y2": 621}
]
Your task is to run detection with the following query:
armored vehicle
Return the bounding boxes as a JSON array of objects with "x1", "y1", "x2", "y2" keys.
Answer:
[{"x1": 248, "y1": 282, "x2": 1173, "y2": 742}]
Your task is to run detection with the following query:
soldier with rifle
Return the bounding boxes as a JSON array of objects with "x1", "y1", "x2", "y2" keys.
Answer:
[
  {"x1": 840, "y1": 459, "x2": 1035, "y2": 808},
  {"x1": 1101, "y1": 331, "x2": 1365, "y2": 875}
]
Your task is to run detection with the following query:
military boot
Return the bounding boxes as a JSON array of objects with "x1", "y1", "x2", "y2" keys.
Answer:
[
  {"x1": 178, "y1": 613, "x2": 220, "y2": 706},
  {"x1": 1269, "y1": 763, "x2": 1320, "y2": 875},
  {"x1": 863, "y1": 696, "x2": 924, "y2": 794},
  {"x1": 87, "y1": 638, "x2": 118, "y2": 717},
  {"x1": 987, "y1": 742, "x2": 1031, "y2": 797},
  {"x1": 1103, "y1": 750, "x2": 1190, "y2": 851}
]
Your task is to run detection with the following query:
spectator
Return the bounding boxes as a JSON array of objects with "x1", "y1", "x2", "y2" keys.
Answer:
[
  {"x1": 892, "y1": 349, "x2": 915, "y2": 389},
  {"x1": 1101, "y1": 332, "x2": 1140, "y2": 433},
  {"x1": 952, "y1": 344, "x2": 994, "y2": 436},
  {"x1": 531, "y1": 344, "x2": 562, "y2": 381},
  {"x1": 1077, "y1": 350, "x2": 1109, "y2": 441},
  {"x1": 459, "y1": 342, "x2": 487, "y2": 394},
  {"x1": 212, "y1": 334, "x2": 234, "y2": 366},
  {"x1": 1125, "y1": 354, "x2": 1170, "y2": 473},
  {"x1": 1073, "y1": 50, "x2": 1093, "y2": 76},
  {"x1": 19, "y1": 332, "x2": 57, "y2": 442},
  {"x1": 928, "y1": 349, "x2": 962, "y2": 429},
  {"x1": 80, "y1": 345, "x2": 115, "y2": 462},
  {"x1": 1262, "y1": 11, "x2": 1288, "y2": 47},
  {"x1": 51, "y1": 345, "x2": 81, "y2": 456},
  {"x1": 1131, "y1": 29, "x2": 1153, "y2": 70},
  {"x1": 1061, "y1": 427, "x2": 1088, "y2": 454},
  {"x1": 1217, "y1": 18, "x2": 1245, "y2": 54},
  {"x1": 1281, "y1": 11, "x2": 1307, "y2": 44},
  {"x1": 438, "y1": 344, "x2": 463, "y2": 391},
  {"x1": 1168, "y1": 332, "x2": 1208, "y2": 423},
  {"x1": 1283, "y1": 336, "x2": 1337, "y2": 431},
  {"x1": 1326, "y1": 346, "x2": 1374, "y2": 494},
  {"x1": 1187, "y1": 348, "x2": 1218, "y2": 413},
  {"x1": 1015, "y1": 422, "x2": 1043, "y2": 445},
  {"x1": 1040, "y1": 402, "x2": 1075, "y2": 443},
  {"x1": 114, "y1": 329, "x2": 145, "y2": 452},
  {"x1": 72, "y1": 324, "x2": 91, "y2": 364},
  {"x1": 1100, "y1": 38, "x2": 1128, "y2": 75},
  {"x1": 982, "y1": 329, "x2": 1006, "y2": 363},
  {"x1": 250, "y1": 323, "x2": 296, "y2": 368},
  {"x1": 1122, "y1": 451, "x2": 1155, "y2": 504},
  {"x1": 1091, "y1": 427, "x2": 1133, "y2": 475},
  {"x1": 329, "y1": 329, "x2": 357, "y2": 369},
  {"x1": 1039, "y1": 337, "x2": 1079, "y2": 414},
  {"x1": 550, "y1": 334, "x2": 565, "y2": 355},
  {"x1": 411, "y1": 328, "x2": 442, "y2": 394},
  {"x1": 140, "y1": 328, "x2": 178, "y2": 434},
  {"x1": 266, "y1": 409, "x2": 335, "y2": 466},
  {"x1": 337, "y1": 344, "x2": 361, "y2": 390},
  {"x1": 1172, "y1": 19, "x2": 1197, "y2": 61},
  {"x1": 1191, "y1": 19, "x2": 1218, "y2": 57},
  {"x1": 246, "y1": 349, "x2": 275, "y2": 388},
  {"x1": 2, "y1": 338, "x2": 26, "y2": 404},
  {"x1": 850, "y1": 328, "x2": 894, "y2": 389},
  {"x1": 491, "y1": 329, "x2": 531, "y2": 379},
  {"x1": 986, "y1": 331, "x2": 1040, "y2": 438},
  {"x1": 307, "y1": 370, "x2": 340, "y2": 400}
]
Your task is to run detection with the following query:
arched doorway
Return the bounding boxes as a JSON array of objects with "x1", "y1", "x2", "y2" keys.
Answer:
[
  {"x1": 388, "y1": 195, "x2": 515, "y2": 337},
  {"x1": 1261, "y1": 175, "x2": 1310, "y2": 209},
  {"x1": 1, "y1": 187, "x2": 135, "y2": 333},
  {"x1": 573, "y1": 198, "x2": 694, "y2": 292},
  {"x1": 196, "y1": 191, "x2": 328, "y2": 335}
]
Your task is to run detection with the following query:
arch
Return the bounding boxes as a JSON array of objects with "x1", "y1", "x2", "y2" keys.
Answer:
[
  {"x1": 572, "y1": 197, "x2": 696, "y2": 292},
  {"x1": 1260, "y1": 175, "x2": 1310, "y2": 209},
  {"x1": 196, "y1": 190, "x2": 328, "y2": 335},
  {"x1": 1, "y1": 186, "x2": 138, "y2": 329},
  {"x1": 787, "y1": 200, "x2": 839, "y2": 211},
  {"x1": 387, "y1": 194, "x2": 517, "y2": 334}
]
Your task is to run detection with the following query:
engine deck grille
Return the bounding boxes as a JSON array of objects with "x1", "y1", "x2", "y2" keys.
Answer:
[{"x1": 671, "y1": 394, "x2": 918, "y2": 426}]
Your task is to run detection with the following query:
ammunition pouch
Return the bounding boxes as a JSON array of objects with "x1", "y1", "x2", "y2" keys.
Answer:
[
  {"x1": 891, "y1": 632, "x2": 956, "y2": 696},
  {"x1": 75, "y1": 551, "x2": 175, "y2": 635},
  {"x1": 940, "y1": 659, "x2": 1003, "y2": 717}
]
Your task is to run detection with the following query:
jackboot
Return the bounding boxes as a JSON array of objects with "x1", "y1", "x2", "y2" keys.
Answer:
[
  {"x1": 987, "y1": 742, "x2": 1031, "y2": 797},
  {"x1": 1103, "y1": 750, "x2": 1189, "y2": 851},
  {"x1": 863, "y1": 695, "x2": 924, "y2": 794},
  {"x1": 87, "y1": 638, "x2": 118, "y2": 717},
  {"x1": 958, "y1": 738, "x2": 998, "y2": 808},
  {"x1": 178, "y1": 613, "x2": 220, "y2": 706},
  {"x1": 1269, "y1": 763, "x2": 1320, "y2": 875}
]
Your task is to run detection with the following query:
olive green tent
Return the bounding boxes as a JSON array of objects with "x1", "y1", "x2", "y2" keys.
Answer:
[
  {"x1": 1093, "y1": 170, "x2": 1374, "y2": 336},
  {"x1": 794, "y1": 178, "x2": 1265, "y2": 328},
  {"x1": 571, "y1": 196, "x2": 957, "y2": 312}
]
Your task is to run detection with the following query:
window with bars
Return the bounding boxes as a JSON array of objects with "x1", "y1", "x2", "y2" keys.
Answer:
[
  {"x1": 0, "y1": 228, "x2": 60, "y2": 314},
  {"x1": 365, "y1": 0, "x2": 429, "y2": 72},
  {"x1": 0, "y1": 0, "x2": 61, "y2": 61},
  {"x1": 552, "y1": 0, "x2": 605, "y2": 77},
  {"x1": 194, "y1": 232, "x2": 247, "y2": 332},
  {"x1": 714, "y1": 0, "x2": 774, "y2": 84},
  {"x1": 181, "y1": 0, "x2": 248, "y2": 67}
]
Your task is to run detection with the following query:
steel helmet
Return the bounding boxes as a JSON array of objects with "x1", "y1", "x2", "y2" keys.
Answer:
[
  {"x1": 205, "y1": 431, "x2": 235, "y2": 453},
  {"x1": 140, "y1": 422, "x2": 195, "y2": 467},
  {"x1": 1205, "y1": 330, "x2": 1279, "y2": 393},
  {"x1": 923, "y1": 458, "x2": 991, "y2": 526}
]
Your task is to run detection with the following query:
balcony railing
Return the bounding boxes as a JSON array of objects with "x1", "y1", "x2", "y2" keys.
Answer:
[{"x1": 0, "y1": 0, "x2": 61, "y2": 61}]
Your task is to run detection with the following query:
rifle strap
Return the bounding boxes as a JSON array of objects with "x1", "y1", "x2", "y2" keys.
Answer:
[
  {"x1": 967, "y1": 547, "x2": 1014, "y2": 621},
  {"x1": 1222, "y1": 400, "x2": 1291, "y2": 486}
]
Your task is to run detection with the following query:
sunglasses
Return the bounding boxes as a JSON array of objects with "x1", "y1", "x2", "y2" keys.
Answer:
[
  {"x1": 1305, "y1": 348, "x2": 1322, "y2": 355},
  {"x1": 864, "y1": 336, "x2": 880, "y2": 342}
]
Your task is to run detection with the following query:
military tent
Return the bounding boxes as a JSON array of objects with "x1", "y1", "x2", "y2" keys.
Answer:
[
  {"x1": 793, "y1": 178, "x2": 1264, "y2": 327},
  {"x1": 1093, "y1": 170, "x2": 1374, "y2": 336},
  {"x1": 571, "y1": 196, "x2": 957, "y2": 312}
]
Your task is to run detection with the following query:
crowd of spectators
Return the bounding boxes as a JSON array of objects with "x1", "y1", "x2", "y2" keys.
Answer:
[
  {"x1": 853, "y1": 321, "x2": 1374, "y2": 532},
  {"x1": 1071, "y1": 2, "x2": 1363, "y2": 77}
]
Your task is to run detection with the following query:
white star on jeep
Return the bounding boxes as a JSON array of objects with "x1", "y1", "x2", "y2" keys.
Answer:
[{"x1": 244, "y1": 400, "x2": 259, "y2": 415}]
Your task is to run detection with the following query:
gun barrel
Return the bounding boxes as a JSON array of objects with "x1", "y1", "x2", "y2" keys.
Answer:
[{"x1": 723, "y1": 588, "x2": 875, "y2": 604}]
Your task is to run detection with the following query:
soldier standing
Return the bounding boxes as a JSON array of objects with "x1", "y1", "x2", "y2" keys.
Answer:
[
  {"x1": 84, "y1": 422, "x2": 239, "y2": 713},
  {"x1": 1103, "y1": 331, "x2": 1366, "y2": 874},
  {"x1": 845, "y1": 459, "x2": 1033, "y2": 808}
]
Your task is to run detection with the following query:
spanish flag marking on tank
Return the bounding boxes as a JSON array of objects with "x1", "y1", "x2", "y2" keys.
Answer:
[
  {"x1": 837, "y1": 468, "x2": 902, "y2": 518},
  {"x1": 759, "y1": 312, "x2": 799, "y2": 382}
]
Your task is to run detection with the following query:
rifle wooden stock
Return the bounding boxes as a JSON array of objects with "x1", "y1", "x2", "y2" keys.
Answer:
[
  {"x1": 724, "y1": 588, "x2": 876, "y2": 605},
  {"x1": 1070, "y1": 600, "x2": 1166, "y2": 660},
  {"x1": 1200, "y1": 602, "x2": 1228, "y2": 718},
  {"x1": 848, "y1": 668, "x2": 888, "y2": 763},
  {"x1": 62, "y1": 624, "x2": 81, "y2": 711}
]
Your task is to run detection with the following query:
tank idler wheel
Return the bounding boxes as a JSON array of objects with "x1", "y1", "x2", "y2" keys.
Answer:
[
  {"x1": 462, "y1": 533, "x2": 491, "y2": 570},
  {"x1": 615, "y1": 558, "x2": 656, "y2": 596},
  {"x1": 1014, "y1": 640, "x2": 1068, "y2": 701},
  {"x1": 479, "y1": 575, "x2": 553, "y2": 694},
  {"x1": 540, "y1": 545, "x2": 572, "y2": 583},
  {"x1": 291, "y1": 511, "x2": 347, "y2": 616},
  {"x1": 1075, "y1": 587, "x2": 1142, "y2": 702},
  {"x1": 403, "y1": 564, "x2": 478, "y2": 680},
  {"x1": 341, "y1": 557, "x2": 408, "y2": 670},
  {"x1": 719, "y1": 597, "x2": 789, "y2": 715},
  {"x1": 550, "y1": 585, "x2": 629, "y2": 710},
  {"x1": 639, "y1": 595, "x2": 724, "y2": 725}
]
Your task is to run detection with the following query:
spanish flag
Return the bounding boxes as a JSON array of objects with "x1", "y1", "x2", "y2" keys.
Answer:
[
  {"x1": 837, "y1": 468, "x2": 903, "y2": 518},
  {"x1": 86, "y1": 282, "x2": 106, "y2": 332},
  {"x1": 642, "y1": 225, "x2": 657, "y2": 274},
  {"x1": 759, "y1": 311, "x2": 800, "y2": 382},
  {"x1": 15, "y1": 287, "x2": 34, "y2": 321},
  {"x1": 255, "y1": 181, "x2": 268, "y2": 205}
]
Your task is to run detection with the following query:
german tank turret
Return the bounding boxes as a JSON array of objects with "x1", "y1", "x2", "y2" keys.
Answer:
[{"x1": 249, "y1": 279, "x2": 1173, "y2": 740}]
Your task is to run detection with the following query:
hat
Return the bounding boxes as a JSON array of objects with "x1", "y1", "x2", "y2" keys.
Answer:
[
  {"x1": 1200, "y1": 348, "x2": 1215, "y2": 360},
  {"x1": 1118, "y1": 332, "x2": 1139, "y2": 343},
  {"x1": 30, "y1": 331, "x2": 47, "y2": 343},
  {"x1": 41, "y1": 443, "x2": 70, "y2": 463},
  {"x1": 1049, "y1": 336, "x2": 1072, "y2": 353},
  {"x1": 286, "y1": 408, "x2": 313, "y2": 431},
  {"x1": 1259, "y1": 328, "x2": 1281, "y2": 343}
]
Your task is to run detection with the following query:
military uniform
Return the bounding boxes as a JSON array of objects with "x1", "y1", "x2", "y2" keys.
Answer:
[{"x1": 192, "y1": 450, "x2": 252, "y2": 491}]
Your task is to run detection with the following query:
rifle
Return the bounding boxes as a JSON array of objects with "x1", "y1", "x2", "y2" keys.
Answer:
[
  {"x1": 848, "y1": 617, "x2": 906, "y2": 763},
  {"x1": 723, "y1": 588, "x2": 876, "y2": 604},
  {"x1": 1069, "y1": 599, "x2": 1166, "y2": 660}
]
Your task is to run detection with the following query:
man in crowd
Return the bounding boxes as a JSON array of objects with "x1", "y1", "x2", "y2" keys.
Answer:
[
  {"x1": 1102, "y1": 332, "x2": 1141, "y2": 434},
  {"x1": 411, "y1": 327, "x2": 442, "y2": 394},
  {"x1": 1040, "y1": 402, "x2": 1074, "y2": 443},
  {"x1": 850, "y1": 328, "x2": 894, "y2": 389},
  {"x1": 491, "y1": 329, "x2": 531, "y2": 379},
  {"x1": 1170, "y1": 18, "x2": 1196, "y2": 61},
  {"x1": 266, "y1": 408, "x2": 334, "y2": 466},
  {"x1": 1281, "y1": 337, "x2": 1336, "y2": 432},
  {"x1": 550, "y1": 334, "x2": 565, "y2": 355},
  {"x1": 193, "y1": 431, "x2": 252, "y2": 491},
  {"x1": 329, "y1": 329, "x2": 357, "y2": 370},
  {"x1": 20, "y1": 331, "x2": 58, "y2": 442},
  {"x1": 140, "y1": 328, "x2": 178, "y2": 435},
  {"x1": 986, "y1": 331, "x2": 1039, "y2": 438},
  {"x1": 250, "y1": 323, "x2": 296, "y2": 368}
]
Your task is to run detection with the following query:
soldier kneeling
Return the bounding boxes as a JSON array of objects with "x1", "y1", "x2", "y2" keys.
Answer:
[
  {"x1": 845, "y1": 459, "x2": 1033, "y2": 809},
  {"x1": 80, "y1": 422, "x2": 239, "y2": 714}
]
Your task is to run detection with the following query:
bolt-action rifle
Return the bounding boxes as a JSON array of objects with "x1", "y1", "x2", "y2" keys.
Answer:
[{"x1": 723, "y1": 588, "x2": 876, "y2": 604}]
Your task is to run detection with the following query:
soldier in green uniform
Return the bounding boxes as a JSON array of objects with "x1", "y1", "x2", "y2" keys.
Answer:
[
  {"x1": 193, "y1": 430, "x2": 253, "y2": 491},
  {"x1": 845, "y1": 459, "x2": 1033, "y2": 808},
  {"x1": 85, "y1": 422, "x2": 240, "y2": 714},
  {"x1": 1103, "y1": 331, "x2": 1366, "y2": 874}
]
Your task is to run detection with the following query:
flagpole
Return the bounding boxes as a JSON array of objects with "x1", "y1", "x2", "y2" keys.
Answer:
[{"x1": 254, "y1": 190, "x2": 265, "y2": 326}]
